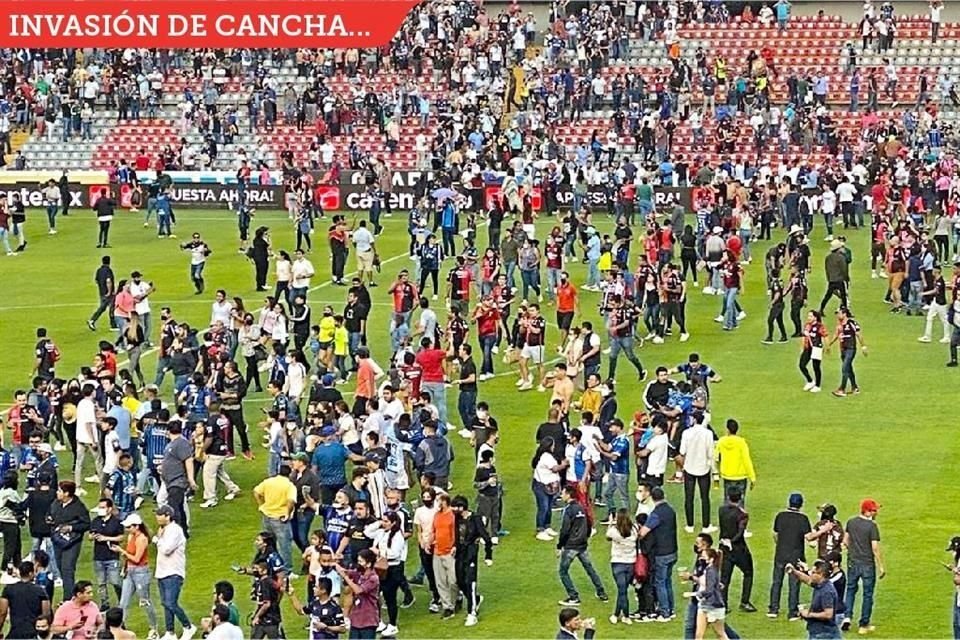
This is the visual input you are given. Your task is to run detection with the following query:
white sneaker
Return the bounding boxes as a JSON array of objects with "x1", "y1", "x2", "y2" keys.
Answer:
[
  {"x1": 871, "y1": 271, "x2": 878, "y2": 279},
  {"x1": 803, "y1": 382, "x2": 815, "y2": 391},
  {"x1": 432, "y1": 294, "x2": 437, "y2": 300},
  {"x1": 518, "y1": 381, "x2": 533, "y2": 391},
  {"x1": 490, "y1": 536, "x2": 499, "y2": 545},
  {"x1": 702, "y1": 525, "x2": 718, "y2": 534},
  {"x1": 810, "y1": 386, "x2": 822, "y2": 393},
  {"x1": 161, "y1": 634, "x2": 177, "y2": 640},
  {"x1": 652, "y1": 336, "x2": 664, "y2": 344},
  {"x1": 537, "y1": 385, "x2": 547, "y2": 392},
  {"x1": 702, "y1": 286, "x2": 715, "y2": 294},
  {"x1": 879, "y1": 271, "x2": 888, "y2": 278},
  {"x1": 200, "y1": 499, "x2": 218, "y2": 509},
  {"x1": 609, "y1": 615, "x2": 619, "y2": 625},
  {"x1": 744, "y1": 530, "x2": 754, "y2": 538},
  {"x1": 85, "y1": 475, "x2": 100, "y2": 484},
  {"x1": 714, "y1": 315, "x2": 724, "y2": 323},
  {"x1": 458, "y1": 429, "x2": 473, "y2": 439},
  {"x1": 544, "y1": 528, "x2": 559, "y2": 537},
  {"x1": 514, "y1": 378, "x2": 525, "y2": 387},
  {"x1": 918, "y1": 335, "x2": 932, "y2": 343},
  {"x1": 465, "y1": 614, "x2": 478, "y2": 627},
  {"x1": 680, "y1": 333, "x2": 690, "y2": 342},
  {"x1": 825, "y1": 235, "x2": 833, "y2": 242},
  {"x1": 737, "y1": 311, "x2": 747, "y2": 321},
  {"x1": 224, "y1": 492, "x2": 239, "y2": 501},
  {"x1": 536, "y1": 531, "x2": 553, "y2": 541},
  {"x1": 179, "y1": 625, "x2": 198, "y2": 640},
  {"x1": 602, "y1": 347, "x2": 612, "y2": 355},
  {"x1": 684, "y1": 526, "x2": 695, "y2": 534},
  {"x1": 491, "y1": 345, "x2": 499, "y2": 354},
  {"x1": 382, "y1": 625, "x2": 399, "y2": 637},
  {"x1": 941, "y1": 337, "x2": 951, "y2": 344},
  {"x1": 76, "y1": 487, "x2": 88, "y2": 496},
  {"x1": 377, "y1": 622, "x2": 386, "y2": 633},
  {"x1": 54, "y1": 443, "x2": 66, "y2": 451}
]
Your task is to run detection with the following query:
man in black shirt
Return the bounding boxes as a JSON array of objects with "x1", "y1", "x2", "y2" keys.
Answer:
[
  {"x1": 451, "y1": 495, "x2": 494, "y2": 626},
  {"x1": 251, "y1": 561, "x2": 283, "y2": 639},
  {"x1": 606, "y1": 296, "x2": 645, "y2": 381},
  {"x1": 32, "y1": 327, "x2": 58, "y2": 382},
  {"x1": 94, "y1": 188, "x2": 116, "y2": 248},
  {"x1": 535, "y1": 407, "x2": 566, "y2": 462},
  {"x1": 768, "y1": 492, "x2": 813, "y2": 620},
  {"x1": 217, "y1": 361, "x2": 249, "y2": 458},
  {"x1": 88, "y1": 255, "x2": 116, "y2": 331},
  {"x1": 89, "y1": 497, "x2": 124, "y2": 610},
  {"x1": 453, "y1": 343, "x2": 478, "y2": 436},
  {"x1": 200, "y1": 404, "x2": 242, "y2": 509},
  {"x1": 344, "y1": 289, "x2": 369, "y2": 370},
  {"x1": 0, "y1": 561, "x2": 50, "y2": 639},
  {"x1": 719, "y1": 487, "x2": 756, "y2": 612}
]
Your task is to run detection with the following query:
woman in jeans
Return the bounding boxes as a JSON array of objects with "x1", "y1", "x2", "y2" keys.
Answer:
[
  {"x1": 606, "y1": 508, "x2": 638, "y2": 625},
  {"x1": 531, "y1": 437, "x2": 564, "y2": 541},
  {"x1": 123, "y1": 312, "x2": 146, "y2": 389},
  {"x1": 518, "y1": 238, "x2": 542, "y2": 302},
  {"x1": 238, "y1": 313, "x2": 263, "y2": 392},
  {"x1": 370, "y1": 511, "x2": 407, "y2": 637},
  {"x1": 113, "y1": 513, "x2": 158, "y2": 636}
]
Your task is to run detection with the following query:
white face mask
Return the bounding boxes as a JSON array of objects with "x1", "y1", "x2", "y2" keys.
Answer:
[{"x1": 96, "y1": 508, "x2": 108, "y2": 518}]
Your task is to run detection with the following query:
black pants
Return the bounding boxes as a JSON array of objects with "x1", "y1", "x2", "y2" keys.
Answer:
[
  {"x1": 244, "y1": 355, "x2": 263, "y2": 392},
  {"x1": 251, "y1": 623, "x2": 281, "y2": 639},
  {"x1": 223, "y1": 407, "x2": 250, "y2": 454},
  {"x1": 662, "y1": 301, "x2": 685, "y2": 333},
  {"x1": 789, "y1": 300, "x2": 804, "y2": 336},
  {"x1": 766, "y1": 302, "x2": 786, "y2": 340},
  {"x1": 419, "y1": 269, "x2": 439, "y2": 296},
  {"x1": 90, "y1": 294, "x2": 115, "y2": 326},
  {"x1": 681, "y1": 252, "x2": 698, "y2": 282},
  {"x1": 382, "y1": 564, "x2": 404, "y2": 626},
  {"x1": 798, "y1": 349, "x2": 822, "y2": 387},
  {"x1": 768, "y1": 560, "x2": 800, "y2": 616},
  {"x1": 97, "y1": 220, "x2": 111, "y2": 246},
  {"x1": 683, "y1": 472, "x2": 711, "y2": 528},
  {"x1": 332, "y1": 247, "x2": 347, "y2": 282},
  {"x1": 55, "y1": 541, "x2": 83, "y2": 602},
  {"x1": 166, "y1": 485, "x2": 189, "y2": 537},
  {"x1": 0, "y1": 521, "x2": 21, "y2": 569},
  {"x1": 455, "y1": 556, "x2": 480, "y2": 615},
  {"x1": 254, "y1": 259, "x2": 268, "y2": 289},
  {"x1": 420, "y1": 547, "x2": 440, "y2": 604},
  {"x1": 720, "y1": 544, "x2": 754, "y2": 606},
  {"x1": 296, "y1": 229, "x2": 312, "y2": 251},
  {"x1": 819, "y1": 281, "x2": 848, "y2": 313}
]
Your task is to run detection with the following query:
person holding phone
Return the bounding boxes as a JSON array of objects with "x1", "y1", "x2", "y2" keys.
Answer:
[
  {"x1": 50, "y1": 580, "x2": 101, "y2": 639},
  {"x1": 112, "y1": 513, "x2": 158, "y2": 635}
]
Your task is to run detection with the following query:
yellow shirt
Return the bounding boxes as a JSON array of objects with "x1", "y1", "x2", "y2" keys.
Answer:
[
  {"x1": 122, "y1": 397, "x2": 142, "y2": 438},
  {"x1": 715, "y1": 435, "x2": 757, "y2": 482},
  {"x1": 333, "y1": 326, "x2": 349, "y2": 356},
  {"x1": 579, "y1": 388, "x2": 602, "y2": 417},
  {"x1": 319, "y1": 316, "x2": 336, "y2": 343},
  {"x1": 598, "y1": 251, "x2": 613, "y2": 272},
  {"x1": 254, "y1": 475, "x2": 297, "y2": 519}
]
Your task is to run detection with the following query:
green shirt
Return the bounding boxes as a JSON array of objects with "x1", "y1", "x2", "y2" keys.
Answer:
[
  {"x1": 637, "y1": 184, "x2": 654, "y2": 203},
  {"x1": 227, "y1": 601, "x2": 241, "y2": 625}
]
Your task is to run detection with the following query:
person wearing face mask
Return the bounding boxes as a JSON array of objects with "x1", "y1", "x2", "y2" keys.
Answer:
[
  {"x1": 88, "y1": 498, "x2": 124, "y2": 610},
  {"x1": 250, "y1": 560, "x2": 284, "y2": 639},
  {"x1": 411, "y1": 488, "x2": 441, "y2": 611},
  {"x1": 335, "y1": 548, "x2": 381, "y2": 638}
]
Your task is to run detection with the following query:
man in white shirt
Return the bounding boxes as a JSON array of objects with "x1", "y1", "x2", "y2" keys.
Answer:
[
  {"x1": 153, "y1": 505, "x2": 197, "y2": 639},
  {"x1": 290, "y1": 249, "x2": 315, "y2": 301},
  {"x1": 351, "y1": 220, "x2": 377, "y2": 286},
  {"x1": 412, "y1": 487, "x2": 441, "y2": 609},
  {"x1": 206, "y1": 605, "x2": 243, "y2": 640},
  {"x1": 128, "y1": 271, "x2": 155, "y2": 345},
  {"x1": 836, "y1": 176, "x2": 858, "y2": 229},
  {"x1": 678, "y1": 413, "x2": 717, "y2": 534},
  {"x1": 638, "y1": 421, "x2": 670, "y2": 486},
  {"x1": 930, "y1": 0, "x2": 942, "y2": 42},
  {"x1": 820, "y1": 187, "x2": 838, "y2": 240},
  {"x1": 74, "y1": 384, "x2": 101, "y2": 496}
]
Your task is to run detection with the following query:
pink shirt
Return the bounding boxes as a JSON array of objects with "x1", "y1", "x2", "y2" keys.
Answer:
[{"x1": 53, "y1": 599, "x2": 101, "y2": 639}]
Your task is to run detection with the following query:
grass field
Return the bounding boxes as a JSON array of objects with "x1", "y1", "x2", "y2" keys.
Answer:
[{"x1": 0, "y1": 206, "x2": 954, "y2": 639}]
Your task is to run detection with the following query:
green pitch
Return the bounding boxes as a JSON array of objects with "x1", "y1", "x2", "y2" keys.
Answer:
[{"x1": 0, "y1": 208, "x2": 952, "y2": 638}]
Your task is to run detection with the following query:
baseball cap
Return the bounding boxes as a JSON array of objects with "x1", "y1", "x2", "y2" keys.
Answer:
[
  {"x1": 788, "y1": 492, "x2": 804, "y2": 508},
  {"x1": 292, "y1": 452, "x2": 310, "y2": 464},
  {"x1": 818, "y1": 503, "x2": 838, "y2": 520},
  {"x1": 38, "y1": 443, "x2": 53, "y2": 455},
  {"x1": 121, "y1": 513, "x2": 143, "y2": 528},
  {"x1": 321, "y1": 373, "x2": 335, "y2": 386},
  {"x1": 860, "y1": 498, "x2": 881, "y2": 514},
  {"x1": 131, "y1": 270, "x2": 142, "y2": 278},
  {"x1": 320, "y1": 425, "x2": 337, "y2": 437},
  {"x1": 154, "y1": 505, "x2": 175, "y2": 517}
]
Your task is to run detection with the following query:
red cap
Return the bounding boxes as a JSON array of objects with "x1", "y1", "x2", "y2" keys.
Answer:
[{"x1": 860, "y1": 498, "x2": 881, "y2": 514}]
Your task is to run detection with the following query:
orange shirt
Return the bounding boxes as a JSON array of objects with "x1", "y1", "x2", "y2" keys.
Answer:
[
  {"x1": 556, "y1": 282, "x2": 578, "y2": 313},
  {"x1": 433, "y1": 509, "x2": 456, "y2": 556},
  {"x1": 356, "y1": 360, "x2": 375, "y2": 399},
  {"x1": 125, "y1": 531, "x2": 150, "y2": 568}
]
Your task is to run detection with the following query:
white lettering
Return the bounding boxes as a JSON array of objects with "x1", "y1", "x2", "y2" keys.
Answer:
[
  {"x1": 215, "y1": 15, "x2": 235, "y2": 36},
  {"x1": 190, "y1": 15, "x2": 207, "y2": 36},
  {"x1": 168, "y1": 15, "x2": 189, "y2": 37}
]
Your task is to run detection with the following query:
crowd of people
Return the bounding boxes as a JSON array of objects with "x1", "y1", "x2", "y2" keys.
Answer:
[{"x1": 1, "y1": 1, "x2": 960, "y2": 640}]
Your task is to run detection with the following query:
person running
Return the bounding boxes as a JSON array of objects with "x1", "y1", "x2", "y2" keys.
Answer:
[
  {"x1": 556, "y1": 485, "x2": 609, "y2": 607},
  {"x1": 180, "y1": 233, "x2": 212, "y2": 295}
]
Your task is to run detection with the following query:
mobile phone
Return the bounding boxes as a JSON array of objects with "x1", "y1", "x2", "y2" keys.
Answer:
[
  {"x1": 301, "y1": 485, "x2": 311, "y2": 497},
  {"x1": 230, "y1": 564, "x2": 242, "y2": 573}
]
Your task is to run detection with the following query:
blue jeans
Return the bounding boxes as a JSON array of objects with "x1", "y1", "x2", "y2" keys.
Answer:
[
  {"x1": 840, "y1": 348, "x2": 858, "y2": 391},
  {"x1": 94, "y1": 559, "x2": 121, "y2": 607},
  {"x1": 723, "y1": 287, "x2": 740, "y2": 329},
  {"x1": 521, "y1": 269, "x2": 541, "y2": 300},
  {"x1": 505, "y1": 261, "x2": 517, "y2": 289},
  {"x1": 479, "y1": 333, "x2": 496, "y2": 375},
  {"x1": 739, "y1": 230, "x2": 751, "y2": 261},
  {"x1": 46, "y1": 205, "x2": 58, "y2": 230},
  {"x1": 120, "y1": 565, "x2": 157, "y2": 628},
  {"x1": 953, "y1": 600, "x2": 960, "y2": 639},
  {"x1": 0, "y1": 228, "x2": 10, "y2": 253},
  {"x1": 532, "y1": 480, "x2": 553, "y2": 531},
  {"x1": 587, "y1": 258, "x2": 600, "y2": 287},
  {"x1": 908, "y1": 280, "x2": 923, "y2": 313},
  {"x1": 291, "y1": 510, "x2": 315, "y2": 552},
  {"x1": 32, "y1": 537, "x2": 59, "y2": 579},
  {"x1": 157, "y1": 211, "x2": 172, "y2": 236},
  {"x1": 845, "y1": 561, "x2": 877, "y2": 626},
  {"x1": 653, "y1": 553, "x2": 678, "y2": 617},
  {"x1": 609, "y1": 336, "x2": 644, "y2": 378},
  {"x1": 611, "y1": 562, "x2": 633, "y2": 617},
  {"x1": 190, "y1": 262, "x2": 205, "y2": 288},
  {"x1": 420, "y1": 381, "x2": 447, "y2": 424},
  {"x1": 457, "y1": 389, "x2": 476, "y2": 431},
  {"x1": 158, "y1": 575, "x2": 191, "y2": 633},
  {"x1": 546, "y1": 268, "x2": 561, "y2": 302},
  {"x1": 559, "y1": 548, "x2": 606, "y2": 600},
  {"x1": 809, "y1": 629, "x2": 842, "y2": 639},
  {"x1": 263, "y1": 515, "x2": 293, "y2": 571}
]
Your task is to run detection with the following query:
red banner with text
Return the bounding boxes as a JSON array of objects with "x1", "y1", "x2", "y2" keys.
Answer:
[{"x1": 0, "y1": 0, "x2": 418, "y2": 47}]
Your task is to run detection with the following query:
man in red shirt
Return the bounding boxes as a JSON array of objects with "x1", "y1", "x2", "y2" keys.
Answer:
[
  {"x1": 134, "y1": 149, "x2": 151, "y2": 172},
  {"x1": 555, "y1": 271, "x2": 578, "y2": 348},
  {"x1": 471, "y1": 297, "x2": 501, "y2": 379},
  {"x1": 388, "y1": 269, "x2": 420, "y2": 327},
  {"x1": 415, "y1": 337, "x2": 448, "y2": 425}
]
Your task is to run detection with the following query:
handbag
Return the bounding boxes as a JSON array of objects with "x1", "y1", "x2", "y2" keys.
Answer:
[
  {"x1": 253, "y1": 343, "x2": 269, "y2": 362},
  {"x1": 633, "y1": 551, "x2": 649, "y2": 582},
  {"x1": 52, "y1": 528, "x2": 82, "y2": 550},
  {"x1": 542, "y1": 479, "x2": 561, "y2": 496},
  {"x1": 374, "y1": 555, "x2": 389, "y2": 578}
]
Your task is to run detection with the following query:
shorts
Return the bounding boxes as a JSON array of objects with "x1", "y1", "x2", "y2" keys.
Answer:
[
  {"x1": 521, "y1": 344, "x2": 544, "y2": 364},
  {"x1": 556, "y1": 311, "x2": 574, "y2": 331},
  {"x1": 701, "y1": 605, "x2": 726, "y2": 623},
  {"x1": 357, "y1": 250, "x2": 374, "y2": 271},
  {"x1": 318, "y1": 341, "x2": 332, "y2": 350}
]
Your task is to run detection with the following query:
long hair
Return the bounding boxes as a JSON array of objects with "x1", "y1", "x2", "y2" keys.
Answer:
[
  {"x1": 531, "y1": 437, "x2": 555, "y2": 469},
  {"x1": 384, "y1": 511, "x2": 401, "y2": 548},
  {"x1": 615, "y1": 508, "x2": 634, "y2": 539},
  {"x1": 126, "y1": 311, "x2": 141, "y2": 340}
]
